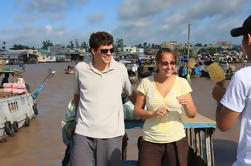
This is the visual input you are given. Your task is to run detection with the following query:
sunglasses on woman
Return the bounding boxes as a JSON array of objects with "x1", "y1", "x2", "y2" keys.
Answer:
[
  {"x1": 161, "y1": 61, "x2": 176, "y2": 66},
  {"x1": 100, "y1": 48, "x2": 115, "y2": 54}
]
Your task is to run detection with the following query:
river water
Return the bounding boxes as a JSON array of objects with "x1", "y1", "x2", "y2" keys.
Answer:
[{"x1": 0, "y1": 62, "x2": 249, "y2": 166}]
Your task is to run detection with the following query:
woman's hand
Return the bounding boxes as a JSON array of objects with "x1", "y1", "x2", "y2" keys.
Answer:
[
  {"x1": 153, "y1": 107, "x2": 168, "y2": 117},
  {"x1": 176, "y1": 95, "x2": 188, "y2": 105},
  {"x1": 177, "y1": 94, "x2": 197, "y2": 118}
]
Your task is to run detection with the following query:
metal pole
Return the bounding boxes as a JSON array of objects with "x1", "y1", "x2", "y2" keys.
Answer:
[{"x1": 187, "y1": 24, "x2": 191, "y2": 59}]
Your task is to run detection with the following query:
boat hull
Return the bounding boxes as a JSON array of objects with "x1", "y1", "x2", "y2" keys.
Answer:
[
  {"x1": 0, "y1": 93, "x2": 35, "y2": 140},
  {"x1": 64, "y1": 70, "x2": 74, "y2": 74}
]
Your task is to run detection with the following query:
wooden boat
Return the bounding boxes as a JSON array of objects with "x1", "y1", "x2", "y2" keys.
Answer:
[
  {"x1": 0, "y1": 68, "x2": 55, "y2": 141},
  {"x1": 138, "y1": 64, "x2": 155, "y2": 78},
  {"x1": 64, "y1": 70, "x2": 74, "y2": 74},
  {"x1": 61, "y1": 98, "x2": 216, "y2": 166},
  {"x1": 122, "y1": 109, "x2": 216, "y2": 166},
  {"x1": 64, "y1": 65, "x2": 75, "y2": 74}
]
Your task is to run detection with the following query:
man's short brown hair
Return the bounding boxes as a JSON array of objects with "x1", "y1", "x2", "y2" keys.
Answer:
[{"x1": 89, "y1": 32, "x2": 113, "y2": 51}]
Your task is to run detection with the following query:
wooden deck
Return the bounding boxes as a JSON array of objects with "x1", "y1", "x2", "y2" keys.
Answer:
[{"x1": 122, "y1": 113, "x2": 216, "y2": 166}]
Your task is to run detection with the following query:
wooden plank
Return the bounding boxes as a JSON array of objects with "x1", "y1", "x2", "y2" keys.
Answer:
[
  {"x1": 200, "y1": 130, "x2": 204, "y2": 161},
  {"x1": 125, "y1": 113, "x2": 216, "y2": 129},
  {"x1": 190, "y1": 128, "x2": 194, "y2": 150},
  {"x1": 122, "y1": 134, "x2": 128, "y2": 160},
  {"x1": 195, "y1": 128, "x2": 201, "y2": 156},
  {"x1": 210, "y1": 130, "x2": 215, "y2": 166},
  {"x1": 186, "y1": 129, "x2": 191, "y2": 146},
  {"x1": 181, "y1": 113, "x2": 215, "y2": 123},
  {"x1": 205, "y1": 128, "x2": 212, "y2": 166},
  {"x1": 183, "y1": 123, "x2": 215, "y2": 129},
  {"x1": 0, "y1": 70, "x2": 15, "y2": 74}
]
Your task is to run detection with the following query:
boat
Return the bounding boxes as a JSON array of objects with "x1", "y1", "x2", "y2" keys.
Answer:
[
  {"x1": 60, "y1": 99, "x2": 216, "y2": 166},
  {"x1": 65, "y1": 70, "x2": 74, "y2": 74},
  {"x1": 64, "y1": 65, "x2": 74, "y2": 74},
  {"x1": 0, "y1": 68, "x2": 55, "y2": 141}
]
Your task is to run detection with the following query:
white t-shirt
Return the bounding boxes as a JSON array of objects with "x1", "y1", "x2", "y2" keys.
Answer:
[
  {"x1": 220, "y1": 66, "x2": 251, "y2": 166},
  {"x1": 74, "y1": 58, "x2": 134, "y2": 138}
]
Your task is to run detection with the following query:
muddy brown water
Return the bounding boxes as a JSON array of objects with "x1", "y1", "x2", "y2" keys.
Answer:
[{"x1": 0, "y1": 62, "x2": 249, "y2": 166}]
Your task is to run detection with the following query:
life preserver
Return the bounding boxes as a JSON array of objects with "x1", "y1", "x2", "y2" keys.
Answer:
[
  {"x1": 4, "y1": 121, "x2": 13, "y2": 136},
  {"x1": 33, "y1": 104, "x2": 38, "y2": 115},
  {"x1": 24, "y1": 117, "x2": 30, "y2": 127},
  {"x1": 13, "y1": 121, "x2": 18, "y2": 132}
]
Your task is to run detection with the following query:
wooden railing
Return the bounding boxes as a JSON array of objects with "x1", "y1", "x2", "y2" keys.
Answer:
[{"x1": 122, "y1": 113, "x2": 216, "y2": 166}]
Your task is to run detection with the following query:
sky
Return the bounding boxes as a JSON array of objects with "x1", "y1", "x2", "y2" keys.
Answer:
[{"x1": 0, "y1": 0, "x2": 251, "y2": 49}]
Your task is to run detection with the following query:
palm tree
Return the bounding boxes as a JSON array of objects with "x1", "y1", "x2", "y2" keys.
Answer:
[{"x1": 2, "y1": 41, "x2": 6, "y2": 50}]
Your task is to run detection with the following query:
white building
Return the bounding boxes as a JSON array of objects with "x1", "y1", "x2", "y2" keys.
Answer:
[
  {"x1": 27, "y1": 49, "x2": 46, "y2": 63},
  {"x1": 136, "y1": 48, "x2": 144, "y2": 53},
  {"x1": 123, "y1": 46, "x2": 137, "y2": 53}
]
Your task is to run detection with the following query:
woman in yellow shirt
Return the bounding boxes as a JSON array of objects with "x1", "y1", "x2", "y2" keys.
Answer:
[{"x1": 134, "y1": 48, "x2": 197, "y2": 166}]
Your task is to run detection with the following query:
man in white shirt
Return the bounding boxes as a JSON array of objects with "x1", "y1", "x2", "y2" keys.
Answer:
[
  {"x1": 212, "y1": 15, "x2": 251, "y2": 166},
  {"x1": 69, "y1": 32, "x2": 137, "y2": 166}
]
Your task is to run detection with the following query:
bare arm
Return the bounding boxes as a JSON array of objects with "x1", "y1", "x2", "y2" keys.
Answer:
[
  {"x1": 212, "y1": 85, "x2": 240, "y2": 131},
  {"x1": 74, "y1": 94, "x2": 80, "y2": 117},
  {"x1": 134, "y1": 92, "x2": 168, "y2": 119},
  {"x1": 128, "y1": 88, "x2": 137, "y2": 105},
  {"x1": 216, "y1": 104, "x2": 240, "y2": 131},
  {"x1": 177, "y1": 93, "x2": 197, "y2": 118},
  {"x1": 212, "y1": 85, "x2": 226, "y2": 103}
]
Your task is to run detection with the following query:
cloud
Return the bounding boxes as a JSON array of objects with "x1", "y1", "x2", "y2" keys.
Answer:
[
  {"x1": 0, "y1": 25, "x2": 90, "y2": 48},
  {"x1": 17, "y1": 0, "x2": 88, "y2": 12},
  {"x1": 158, "y1": 0, "x2": 249, "y2": 43},
  {"x1": 87, "y1": 12, "x2": 104, "y2": 24},
  {"x1": 15, "y1": 15, "x2": 39, "y2": 22},
  {"x1": 119, "y1": 0, "x2": 186, "y2": 19},
  {"x1": 115, "y1": 0, "x2": 248, "y2": 45},
  {"x1": 2, "y1": 0, "x2": 249, "y2": 48},
  {"x1": 112, "y1": 18, "x2": 156, "y2": 45},
  {"x1": 45, "y1": 25, "x2": 52, "y2": 31},
  {"x1": 14, "y1": 0, "x2": 87, "y2": 22}
]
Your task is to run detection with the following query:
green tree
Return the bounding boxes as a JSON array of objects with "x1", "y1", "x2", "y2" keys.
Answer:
[
  {"x1": 143, "y1": 42, "x2": 147, "y2": 49},
  {"x1": 2, "y1": 41, "x2": 6, "y2": 50},
  {"x1": 177, "y1": 48, "x2": 188, "y2": 56},
  {"x1": 135, "y1": 43, "x2": 143, "y2": 48},
  {"x1": 115, "y1": 38, "x2": 124, "y2": 51},
  {"x1": 67, "y1": 40, "x2": 74, "y2": 49},
  {"x1": 41, "y1": 40, "x2": 54, "y2": 49},
  {"x1": 189, "y1": 48, "x2": 200, "y2": 58},
  {"x1": 75, "y1": 39, "x2": 80, "y2": 49},
  {"x1": 151, "y1": 43, "x2": 155, "y2": 49},
  {"x1": 10, "y1": 44, "x2": 30, "y2": 50},
  {"x1": 194, "y1": 43, "x2": 202, "y2": 47},
  {"x1": 81, "y1": 41, "x2": 88, "y2": 51}
]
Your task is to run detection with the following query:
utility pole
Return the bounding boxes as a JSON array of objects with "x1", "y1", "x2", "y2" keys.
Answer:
[
  {"x1": 187, "y1": 24, "x2": 191, "y2": 59},
  {"x1": 187, "y1": 24, "x2": 191, "y2": 84}
]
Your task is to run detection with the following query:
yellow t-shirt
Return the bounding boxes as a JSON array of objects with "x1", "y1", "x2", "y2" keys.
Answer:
[{"x1": 137, "y1": 75, "x2": 192, "y2": 143}]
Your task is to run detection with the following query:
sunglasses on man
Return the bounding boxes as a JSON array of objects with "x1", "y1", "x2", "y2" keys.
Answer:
[
  {"x1": 160, "y1": 61, "x2": 176, "y2": 66},
  {"x1": 100, "y1": 48, "x2": 115, "y2": 54}
]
